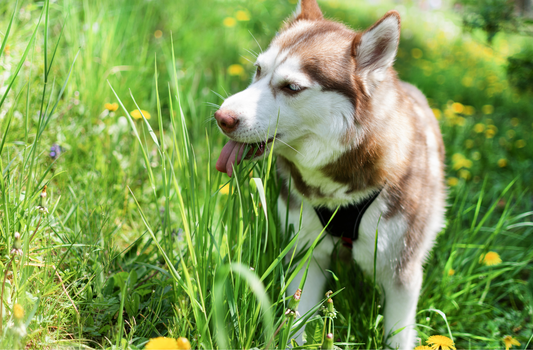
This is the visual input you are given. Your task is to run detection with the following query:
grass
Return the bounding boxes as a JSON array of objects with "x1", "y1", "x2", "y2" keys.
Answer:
[{"x1": 1, "y1": 0, "x2": 532, "y2": 349}]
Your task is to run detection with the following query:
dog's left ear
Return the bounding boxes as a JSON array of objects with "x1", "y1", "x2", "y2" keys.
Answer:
[
  {"x1": 352, "y1": 11, "x2": 400, "y2": 81},
  {"x1": 293, "y1": 0, "x2": 323, "y2": 22}
]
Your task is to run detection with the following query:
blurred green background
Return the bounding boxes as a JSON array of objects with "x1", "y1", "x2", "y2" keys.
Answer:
[{"x1": 1, "y1": 0, "x2": 532, "y2": 349}]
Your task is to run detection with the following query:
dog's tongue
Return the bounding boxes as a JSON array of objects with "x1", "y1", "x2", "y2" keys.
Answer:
[{"x1": 216, "y1": 140, "x2": 265, "y2": 177}]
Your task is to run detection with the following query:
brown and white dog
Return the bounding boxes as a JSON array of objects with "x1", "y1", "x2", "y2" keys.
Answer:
[{"x1": 215, "y1": 0, "x2": 445, "y2": 348}]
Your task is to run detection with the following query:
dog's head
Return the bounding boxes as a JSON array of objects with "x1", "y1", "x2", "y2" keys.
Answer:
[{"x1": 215, "y1": 0, "x2": 400, "y2": 176}]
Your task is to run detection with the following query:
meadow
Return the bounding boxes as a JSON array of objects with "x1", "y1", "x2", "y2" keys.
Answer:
[{"x1": 0, "y1": 0, "x2": 532, "y2": 349}]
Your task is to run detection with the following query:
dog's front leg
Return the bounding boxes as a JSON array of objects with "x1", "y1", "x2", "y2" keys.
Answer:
[
  {"x1": 381, "y1": 265, "x2": 423, "y2": 350},
  {"x1": 278, "y1": 196, "x2": 337, "y2": 345}
]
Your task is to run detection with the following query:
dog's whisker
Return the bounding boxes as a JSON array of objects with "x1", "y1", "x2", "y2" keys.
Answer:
[
  {"x1": 248, "y1": 30, "x2": 263, "y2": 53},
  {"x1": 240, "y1": 55, "x2": 255, "y2": 64},
  {"x1": 274, "y1": 138, "x2": 302, "y2": 156},
  {"x1": 211, "y1": 90, "x2": 227, "y2": 101}
]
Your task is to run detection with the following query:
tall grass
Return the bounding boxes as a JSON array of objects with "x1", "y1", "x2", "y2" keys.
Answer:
[{"x1": 1, "y1": 0, "x2": 532, "y2": 349}]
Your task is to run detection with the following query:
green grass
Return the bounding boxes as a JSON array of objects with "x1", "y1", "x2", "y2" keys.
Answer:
[{"x1": 1, "y1": 0, "x2": 532, "y2": 349}]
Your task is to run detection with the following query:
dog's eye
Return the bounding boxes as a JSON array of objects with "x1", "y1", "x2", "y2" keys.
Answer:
[{"x1": 283, "y1": 83, "x2": 302, "y2": 92}]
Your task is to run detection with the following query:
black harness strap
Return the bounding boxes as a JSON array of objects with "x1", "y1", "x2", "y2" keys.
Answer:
[{"x1": 313, "y1": 189, "x2": 382, "y2": 244}]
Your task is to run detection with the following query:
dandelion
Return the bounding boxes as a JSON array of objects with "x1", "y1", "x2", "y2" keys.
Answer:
[
  {"x1": 506, "y1": 130, "x2": 515, "y2": 138},
  {"x1": 458, "y1": 169, "x2": 470, "y2": 180},
  {"x1": 154, "y1": 30, "x2": 163, "y2": 38},
  {"x1": 176, "y1": 337, "x2": 191, "y2": 350},
  {"x1": 497, "y1": 158, "x2": 507, "y2": 168},
  {"x1": 451, "y1": 153, "x2": 472, "y2": 170},
  {"x1": 482, "y1": 105, "x2": 494, "y2": 114},
  {"x1": 452, "y1": 102, "x2": 464, "y2": 114},
  {"x1": 485, "y1": 128, "x2": 496, "y2": 138},
  {"x1": 219, "y1": 183, "x2": 231, "y2": 195},
  {"x1": 11, "y1": 232, "x2": 23, "y2": 256},
  {"x1": 432, "y1": 108, "x2": 441, "y2": 119},
  {"x1": 464, "y1": 105, "x2": 475, "y2": 115},
  {"x1": 13, "y1": 304, "x2": 24, "y2": 320},
  {"x1": 515, "y1": 139, "x2": 526, "y2": 148},
  {"x1": 411, "y1": 48, "x2": 423, "y2": 59},
  {"x1": 223, "y1": 17, "x2": 237, "y2": 27},
  {"x1": 481, "y1": 251, "x2": 502, "y2": 266},
  {"x1": 235, "y1": 10, "x2": 250, "y2": 21},
  {"x1": 447, "y1": 177, "x2": 459, "y2": 187},
  {"x1": 130, "y1": 109, "x2": 151, "y2": 120},
  {"x1": 464, "y1": 139, "x2": 474, "y2": 148},
  {"x1": 104, "y1": 102, "x2": 119, "y2": 112},
  {"x1": 510, "y1": 118, "x2": 519, "y2": 127},
  {"x1": 448, "y1": 268, "x2": 455, "y2": 276},
  {"x1": 145, "y1": 337, "x2": 179, "y2": 350},
  {"x1": 227, "y1": 64, "x2": 244, "y2": 76},
  {"x1": 415, "y1": 346, "x2": 432, "y2": 350},
  {"x1": 426, "y1": 335, "x2": 456, "y2": 350},
  {"x1": 503, "y1": 335, "x2": 521, "y2": 350},
  {"x1": 474, "y1": 123, "x2": 485, "y2": 133}
]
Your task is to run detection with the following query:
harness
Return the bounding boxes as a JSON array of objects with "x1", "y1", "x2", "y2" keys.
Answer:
[{"x1": 313, "y1": 189, "x2": 382, "y2": 248}]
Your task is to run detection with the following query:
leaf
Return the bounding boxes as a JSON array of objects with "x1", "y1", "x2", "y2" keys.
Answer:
[
  {"x1": 251, "y1": 177, "x2": 268, "y2": 219},
  {"x1": 303, "y1": 316, "x2": 324, "y2": 346}
]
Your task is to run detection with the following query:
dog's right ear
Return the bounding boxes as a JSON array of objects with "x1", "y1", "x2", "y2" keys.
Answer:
[
  {"x1": 292, "y1": 0, "x2": 323, "y2": 22},
  {"x1": 352, "y1": 11, "x2": 400, "y2": 82}
]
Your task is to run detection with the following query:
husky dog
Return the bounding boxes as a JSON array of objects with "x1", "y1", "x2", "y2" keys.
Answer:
[{"x1": 215, "y1": 0, "x2": 445, "y2": 348}]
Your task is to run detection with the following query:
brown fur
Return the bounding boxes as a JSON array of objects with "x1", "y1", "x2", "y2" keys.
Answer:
[{"x1": 274, "y1": 5, "x2": 445, "y2": 285}]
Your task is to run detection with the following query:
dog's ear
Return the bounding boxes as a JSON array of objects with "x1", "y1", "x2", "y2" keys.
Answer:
[
  {"x1": 352, "y1": 11, "x2": 400, "y2": 80},
  {"x1": 293, "y1": 0, "x2": 323, "y2": 22}
]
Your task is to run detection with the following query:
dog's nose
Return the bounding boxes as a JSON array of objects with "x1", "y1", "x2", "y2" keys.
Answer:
[{"x1": 214, "y1": 109, "x2": 240, "y2": 133}]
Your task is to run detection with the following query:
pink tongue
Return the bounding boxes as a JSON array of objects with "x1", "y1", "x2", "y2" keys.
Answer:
[{"x1": 216, "y1": 140, "x2": 246, "y2": 177}]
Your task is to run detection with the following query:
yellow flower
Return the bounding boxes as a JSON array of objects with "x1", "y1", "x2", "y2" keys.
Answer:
[
  {"x1": 464, "y1": 105, "x2": 475, "y2": 115},
  {"x1": 448, "y1": 268, "x2": 455, "y2": 276},
  {"x1": 515, "y1": 139, "x2": 526, "y2": 148},
  {"x1": 235, "y1": 10, "x2": 250, "y2": 21},
  {"x1": 415, "y1": 346, "x2": 432, "y2": 350},
  {"x1": 432, "y1": 108, "x2": 442, "y2": 119},
  {"x1": 130, "y1": 109, "x2": 151, "y2": 120},
  {"x1": 464, "y1": 139, "x2": 474, "y2": 148},
  {"x1": 485, "y1": 129, "x2": 496, "y2": 138},
  {"x1": 411, "y1": 48, "x2": 423, "y2": 59},
  {"x1": 13, "y1": 304, "x2": 24, "y2": 320},
  {"x1": 498, "y1": 158, "x2": 507, "y2": 168},
  {"x1": 474, "y1": 123, "x2": 485, "y2": 133},
  {"x1": 452, "y1": 102, "x2": 464, "y2": 114},
  {"x1": 154, "y1": 30, "x2": 163, "y2": 38},
  {"x1": 426, "y1": 335, "x2": 456, "y2": 350},
  {"x1": 227, "y1": 64, "x2": 244, "y2": 76},
  {"x1": 176, "y1": 337, "x2": 191, "y2": 350},
  {"x1": 482, "y1": 104, "x2": 494, "y2": 114},
  {"x1": 223, "y1": 17, "x2": 237, "y2": 27},
  {"x1": 503, "y1": 335, "x2": 521, "y2": 350},
  {"x1": 447, "y1": 177, "x2": 459, "y2": 187},
  {"x1": 510, "y1": 118, "x2": 519, "y2": 127},
  {"x1": 104, "y1": 102, "x2": 119, "y2": 112},
  {"x1": 145, "y1": 337, "x2": 180, "y2": 350},
  {"x1": 458, "y1": 169, "x2": 470, "y2": 180},
  {"x1": 451, "y1": 153, "x2": 472, "y2": 170},
  {"x1": 219, "y1": 183, "x2": 231, "y2": 195},
  {"x1": 481, "y1": 251, "x2": 502, "y2": 266}
]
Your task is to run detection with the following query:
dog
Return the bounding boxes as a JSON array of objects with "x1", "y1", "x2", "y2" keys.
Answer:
[{"x1": 214, "y1": 0, "x2": 445, "y2": 348}]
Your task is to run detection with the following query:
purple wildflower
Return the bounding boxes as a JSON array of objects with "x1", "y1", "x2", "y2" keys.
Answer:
[{"x1": 49, "y1": 144, "x2": 62, "y2": 159}]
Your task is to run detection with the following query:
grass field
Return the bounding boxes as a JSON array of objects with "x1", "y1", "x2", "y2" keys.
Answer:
[{"x1": 1, "y1": 0, "x2": 532, "y2": 349}]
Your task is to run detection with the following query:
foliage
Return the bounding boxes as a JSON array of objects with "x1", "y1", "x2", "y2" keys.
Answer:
[
  {"x1": 0, "y1": 0, "x2": 532, "y2": 349},
  {"x1": 507, "y1": 46, "x2": 533, "y2": 94}
]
